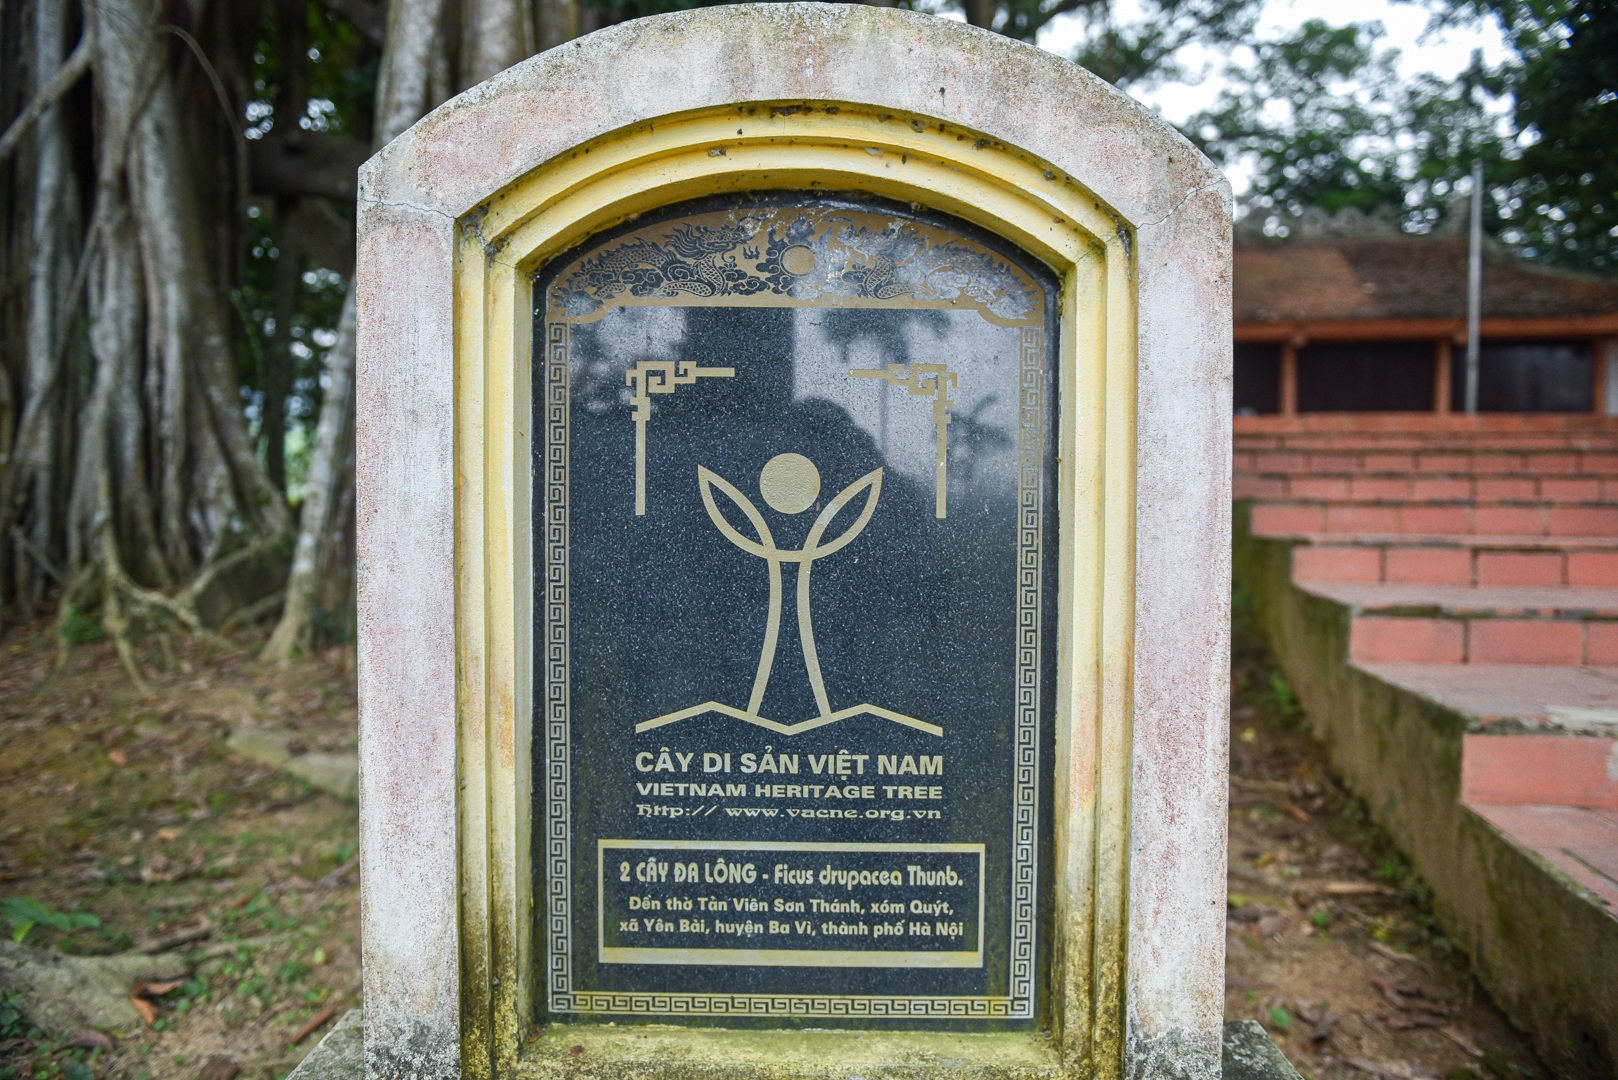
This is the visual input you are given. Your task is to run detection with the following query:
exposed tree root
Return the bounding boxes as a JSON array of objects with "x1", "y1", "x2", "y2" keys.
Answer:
[
  {"x1": 57, "y1": 525, "x2": 289, "y2": 691},
  {"x1": 221, "y1": 589, "x2": 285, "y2": 634}
]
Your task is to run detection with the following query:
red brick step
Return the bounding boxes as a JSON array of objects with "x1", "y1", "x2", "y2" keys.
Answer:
[
  {"x1": 1286, "y1": 535, "x2": 1618, "y2": 586},
  {"x1": 1236, "y1": 449, "x2": 1618, "y2": 477},
  {"x1": 1300, "y1": 582, "x2": 1618, "y2": 665},
  {"x1": 1252, "y1": 500, "x2": 1618, "y2": 537},
  {"x1": 1235, "y1": 471, "x2": 1618, "y2": 503}
]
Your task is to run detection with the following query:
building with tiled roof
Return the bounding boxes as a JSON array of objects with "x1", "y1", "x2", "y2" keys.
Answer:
[{"x1": 1234, "y1": 233, "x2": 1618, "y2": 415}]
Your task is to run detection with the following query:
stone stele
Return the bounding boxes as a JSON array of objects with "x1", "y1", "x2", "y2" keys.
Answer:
[{"x1": 349, "y1": 3, "x2": 1261, "y2": 1079}]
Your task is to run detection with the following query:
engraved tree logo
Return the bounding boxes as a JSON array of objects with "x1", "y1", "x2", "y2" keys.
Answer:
[{"x1": 636, "y1": 452, "x2": 940, "y2": 738}]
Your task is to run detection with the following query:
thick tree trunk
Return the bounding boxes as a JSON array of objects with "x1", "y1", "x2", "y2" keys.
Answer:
[
  {"x1": 534, "y1": 0, "x2": 579, "y2": 52},
  {"x1": 264, "y1": 0, "x2": 448, "y2": 662},
  {"x1": 963, "y1": 0, "x2": 998, "y2": 29},
  {"x1": 74, "y1": 194, "x2": 148, "y2": 581},
  {"x1": 128, "y1": 63, "x2": 288, "y2": 559},
  {"x1": 264, "y1": 290, "x2": 354, "y2": 660},
  {"x1": 15, "y1": 0, "x2": 83, "y2": 615},
  {"x1": 5, "y1": 0, "x2": 413, "y2": 661},
  {"x1": 3, "y1": 0, "x2": 294, "y2": 679},
  {"x1": 375, "y1": 0, "x2": 449, "y2": 145},
  {"x1": 70, "y1": 0, "x2": 163, "y2": 591},
  {"x1": 462, "y1": 0, "x2": 532, "y2": 86}
]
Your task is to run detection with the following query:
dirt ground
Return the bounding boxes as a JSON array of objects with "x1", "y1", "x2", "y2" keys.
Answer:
[
  {"x1": 0, "y1": 626, "x2": 360, "y2": 1080},
  {"x1": 0, "y1": 616, "x2": 1549, "y2": 1080},
  {"x1": 1225, "y1": 604, "x2": 1545, "y2": 1080}
]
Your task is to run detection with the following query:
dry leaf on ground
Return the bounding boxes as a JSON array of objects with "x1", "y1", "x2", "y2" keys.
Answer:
[{"x1": 129, "y1": 979, "x2": 184, "y2": 1025}]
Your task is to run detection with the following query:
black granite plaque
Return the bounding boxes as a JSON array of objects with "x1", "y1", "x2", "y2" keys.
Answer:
[{"x1": 533, "y1": 192, "x2": 1057, "y2": 1029}]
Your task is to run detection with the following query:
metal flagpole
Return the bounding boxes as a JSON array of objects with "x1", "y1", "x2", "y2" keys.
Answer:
[{"x1": 1464, "y1": 160, "x2": 1484, "y2": 414}]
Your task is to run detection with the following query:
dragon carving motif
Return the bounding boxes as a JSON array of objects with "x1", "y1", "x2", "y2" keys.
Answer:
[{"x1": 551, "y1": 208, "x2": 1036, "y2": 323}]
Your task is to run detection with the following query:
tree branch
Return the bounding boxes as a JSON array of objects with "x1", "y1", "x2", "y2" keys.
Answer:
[
  {"x1": 316, "y1": 0, "x2": 387, "y2": 48},
  {"x1": 0, "y1": 29, "x2": 93, "y2": 165},
  {"x1": 1023, "y1": 0, "x2": 1106, "y2": 41}
]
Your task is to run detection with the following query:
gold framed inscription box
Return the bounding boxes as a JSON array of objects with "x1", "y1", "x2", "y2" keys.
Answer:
[
  {"x1": 537, "y1": 191, "x2": 1055, "y2": 1025},
  {"x1": 596, "y1": 841, "x2": 988, "y2": 969}
]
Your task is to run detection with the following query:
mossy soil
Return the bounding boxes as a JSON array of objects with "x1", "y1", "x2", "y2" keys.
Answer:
[
  {"x1": 0, "y1": 625, "x2": 359, "y2": 1080},
  {"x1": 1227, "y1": 602, "x2": 1545, "y2": 1080}
]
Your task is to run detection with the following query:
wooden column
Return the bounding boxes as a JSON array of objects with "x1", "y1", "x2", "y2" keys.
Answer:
[
  {"x1": 1434, "y1": 339, "x2": 1453, "y2": 415},
  {"x1": 1593, "y1": 337, "x2": 1614, "y2": 415},
  {"x1": 1280, "y1": 339, "x2": 1299, "y2": 416}
]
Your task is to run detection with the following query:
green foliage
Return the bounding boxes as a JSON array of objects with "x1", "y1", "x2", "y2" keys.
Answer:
[
  {"x1": 56, "y1": 607, "x2": 106, "y2": 645},
  {"x1": 1188, "y1": 19, "x2": 1510, "y2": 234},
  {"x1": 0, "y1": 989, "x2": 28, "y2": 1039},
  {"x1": 1484, "y1": 0, "x2": 1616, "y2": 271},
  {"x1": 577, "y1": 0, "x2": 1260, "y2": 90},
  {"x1": 0, "y1": 898, "x2": 100, "y2": 944},
  {"x1": 236, "y1": 210, "x2": 349, "y2": 482},
  {"x1": 1060, "y1": 0, "x2": 1261, "y2": 87},
  {"x1": 310, "y1": 599, "x2": 354, "y2": 646},
  {"x1": 1267, "y1": 673, "x2": 1299, "y2": 720},
  {"x1": 1266, "y1": 1003, "x2": 1293, "y2": 1033},
  {"x1": 249, "y1": 3, "x2": 376, "y2": 140},
  {"x1": 1191, "y1": 2, "x2": 1616, "y2": 272},
  {"x1": 237, "y1": 1, "x2": 374, "y2": 477},
  {"x1": 1230, "y1": 586, "x2": 1272, "y2": 668}
]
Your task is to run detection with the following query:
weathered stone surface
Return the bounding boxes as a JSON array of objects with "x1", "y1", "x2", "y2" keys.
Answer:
[
  {"x1": 226, "y1": 728, "x2": 358, "y2": 801},
  {"x1": 358, "y1": 3, "x2": 1231, "y2": 1076},
  {"x1": 0, "y1": 939, "x2": 187, "y2": 1034},
  {"x1": 1220, "y1": 1021, "x2": 1302, "y2": 1080},
  {"x1": 283, "y1": 1014, "x2": 1301, "y2": 1079},
  {"x1": 289, "y1": 1009, "x2": 363, "y2": 1080}
]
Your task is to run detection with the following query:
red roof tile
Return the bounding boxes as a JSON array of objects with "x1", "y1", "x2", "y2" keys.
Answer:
[{"x1": 1235, "y1": 235, "x2": 1618, "y2": 325}]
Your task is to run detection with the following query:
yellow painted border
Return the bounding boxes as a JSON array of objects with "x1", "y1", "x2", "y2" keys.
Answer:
[{"x1": 454, "y1": 102, "x2": 1136, "y2": 1080}]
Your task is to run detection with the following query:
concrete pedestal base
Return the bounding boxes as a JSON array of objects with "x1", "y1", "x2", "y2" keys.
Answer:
[
  {"x1": 288, "y1": 1009, "x2": 360, "y2": 1079},
  {"x1": 1219, "y1": 1020, "x2": 1303, "y2": 1080},
  {"x1": 288, "y1": 1013, "x2": 1300, "y2": 1080}
]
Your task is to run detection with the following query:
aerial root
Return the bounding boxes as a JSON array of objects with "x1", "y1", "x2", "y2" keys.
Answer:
[{"x1": 57, "y1": 527, "x2": 287, "y2": 690}]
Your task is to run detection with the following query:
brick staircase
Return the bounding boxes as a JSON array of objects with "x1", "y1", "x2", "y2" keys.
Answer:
[{"x1": 1233, "y1": 415, "x2": 1618, "y2": 1076}]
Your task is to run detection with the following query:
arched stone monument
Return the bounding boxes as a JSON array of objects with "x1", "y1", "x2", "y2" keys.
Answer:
[{"x1": 341, "y1": 5, "x2": 1259, "y2": 1079}]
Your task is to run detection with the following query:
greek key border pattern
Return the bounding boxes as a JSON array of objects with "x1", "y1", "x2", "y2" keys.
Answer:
[
  {"x1": 542, "y1": 317, "x2": 1047, "y2": 1022},
  {"x1": 555, "y1": 992, "x2": 1018, "y2": 1018},
  {"x1": 1011, "y1": 325, "x2": 1044, "y2": 1010},
  {"x1": 544, "y1": 320, "x2": 573, "y2": 1003}
]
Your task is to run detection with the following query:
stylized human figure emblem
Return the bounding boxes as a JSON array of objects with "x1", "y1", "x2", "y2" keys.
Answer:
[{"x1": 636, "y1": 453, "x2": 941, "y2": 737}]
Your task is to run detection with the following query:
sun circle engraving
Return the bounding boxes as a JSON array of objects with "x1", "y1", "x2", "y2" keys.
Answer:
[
  {"x1": 759, "y1": 453, "x2": 821, "y2": 514},
  {"x1": 779, "y1": 244, "x2": 816, "y2": 276}
]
